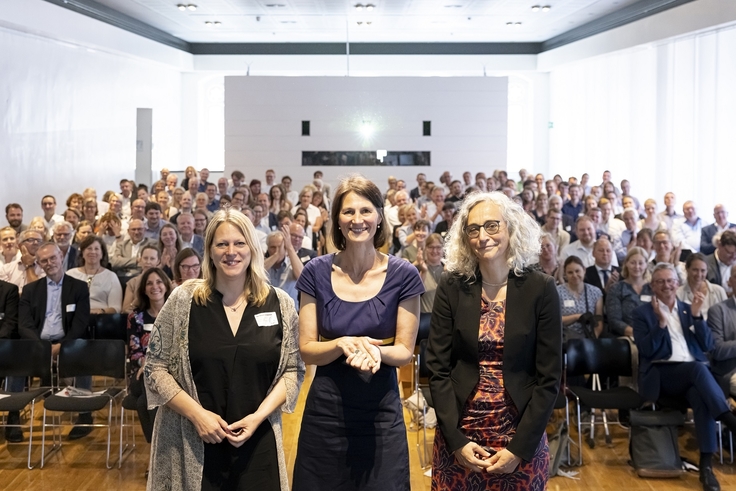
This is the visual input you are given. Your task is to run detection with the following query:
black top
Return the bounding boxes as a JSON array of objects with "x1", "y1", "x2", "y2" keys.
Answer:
[{"x1": 189, "y1": 288, "x2": 283, "y2": 423}]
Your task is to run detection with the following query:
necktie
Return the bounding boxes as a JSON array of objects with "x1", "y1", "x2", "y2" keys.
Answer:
[{"x1": 602, "y1": 270, "x2": 610, "y2": 285}]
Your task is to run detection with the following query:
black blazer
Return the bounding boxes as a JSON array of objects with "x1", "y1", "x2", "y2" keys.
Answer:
[
  {"x1": 583, "y1": 265, "x2": 620, "y2": 293},
  {"x1": 426, "y1": 270, "x2": 562, "y2": 462},
  {"x1": 18, "y1": 275, "x2": 90, "y2": 341},
  {"x1": 0, "y1": 279, "x2": 20, "y2": 339}
]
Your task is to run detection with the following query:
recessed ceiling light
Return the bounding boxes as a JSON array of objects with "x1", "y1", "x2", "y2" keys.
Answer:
[
  {"x1": 542, "y1": 5, "x2": 551, "y2": 12},
  {"x1": 357, "y1": 21, "x2": 363, "y2": 25},
  {"x1": 205, "y1": 21, "x2": 212, "y2": 26},
  {"x1": 355, "y1": 3, "x2": 363, "y2": 10},
  {"x1": 280, "y1": 20, "x2": 297, "y2": 23},
  {"x1": 531, "y1": 5, "x2": 540, "y2": 12},
  {"x1": 187, "y1": 4, "x2": 197, "y2": 11},
  {"x1": 515, "y1": 22, "x2": 522, "y2": 27},
  {"x1": 365, "y1": 3, "x2": 375, "y2": 10},
  {"x1": 506, "y1": 22, "x2": 514, "y2": 26},
  {"x1": 265, "y1": 3, "x2": 286, "y2": 7},
  {"x1": 177, "y1": 4, "x2": 186, "y2": 11},
  {"x1": 214, "y1": 21, "x2": 221, "y2": 27},
  {"x1": 445, "y1": 4, "x2": 463, "y2": 7},
  {"x1": 366, "y1": 21, "x2": 372, "y2": 24}
]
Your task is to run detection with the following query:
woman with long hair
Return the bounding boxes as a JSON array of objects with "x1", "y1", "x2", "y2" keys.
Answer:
[
  {"x1": 269, "y1": 184, "x2": 291, "y2": 214},
  {"x1": 158, "y1": 223, "x2": 183, "y2": 279},
  {"x1": 67, "y1": 235, "x2": 122, "y2": 314},
  {"x1": 427, "y1": 191, "x2": 562, "y2": 490},
  {"x1": 606, "y1": 246, "x2": 653, "y2": 338},
  {"x1": 181, "y1": 166, "x2": 198, "y2": 192},
  {"x1": 145, "y1": 210, "x2": 305, "y2": 491}
]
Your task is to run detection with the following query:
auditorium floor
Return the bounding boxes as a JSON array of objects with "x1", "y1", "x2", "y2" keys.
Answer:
[{"x1": 2, "y1": 368, "x2": 736, "y2": 490}]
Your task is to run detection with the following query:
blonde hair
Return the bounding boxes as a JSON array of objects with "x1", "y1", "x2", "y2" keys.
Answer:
[
  {"x1": 621, "y1": 246, "x2": 651, "y2": 281},
  {"x1": 192, "y1": 209, "x2": 270, "y2": 307},
  {"x1": 444, "y1": 192, "x2": 541, "y2": 280}
]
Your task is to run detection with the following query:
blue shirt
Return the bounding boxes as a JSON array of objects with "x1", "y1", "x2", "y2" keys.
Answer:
[
  {"x1": 268, "y1": 258, "x2": 298, "y2": 306},
  {"x1": 41, "y1": 276, "x2": 65, "y2": 341}
]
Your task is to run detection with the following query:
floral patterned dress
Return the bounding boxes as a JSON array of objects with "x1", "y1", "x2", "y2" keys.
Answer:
[{"x1": 432, "y1": 298, "x2": 549, "y2": 491}]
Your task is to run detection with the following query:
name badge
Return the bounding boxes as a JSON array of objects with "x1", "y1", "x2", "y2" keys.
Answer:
[
  {"x1": 565, "y1": 226, "x2": 571, "y2": 232},
  {"x1": 563, "y1": 300, "x2": 575, "y2": 308},
  {"x1": 66, "y1": 304, "x2": 76, "y2": 313},
  {"x1": 0, "y1": 313, "x2": 4, "y2": 320},
  {"x1": 300, "y1": 256, "x2": 310, "y2": 264},
  {"x1": 143, "y1": 323, "x2": 154, "y2": 332},
  {"x1": 640, "y1": 295, "x2": 652, "y2": 302},
  {"x1": 254, "y1": 312, "x2": 278, "y2": 327}
]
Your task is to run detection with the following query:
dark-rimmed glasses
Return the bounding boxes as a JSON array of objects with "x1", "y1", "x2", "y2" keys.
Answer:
[{"x1": 464, "y1": 220, "x2": 501, "y2": 238}]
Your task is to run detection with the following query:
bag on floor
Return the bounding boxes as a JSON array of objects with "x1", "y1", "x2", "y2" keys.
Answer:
[
  {"x1": 403, "y1": 390, "x2": 437, "y2": 428},
  {"x1": 547, "y1": 420, "x2": 569, "y2": 477},
  {"x1": 629, "y1": 409, "x2": 685, "y2": 478}
]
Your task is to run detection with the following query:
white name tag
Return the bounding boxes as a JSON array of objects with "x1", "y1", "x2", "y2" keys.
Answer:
[
  {"x1": 300, "y1": 256, "x2": 310, "y2": 263},
  {"x1": 563, "y1": 300, "x2": 576, "y2": 308},
  {"x1": 254, "y1": 312, "x2": 278, "y2": 327},
  {"x1": 66, "y1": 304, "x2": 76, "y2": 312},
  {"x1": 640, "y1": 295, "x2": 652, "y2": 302},
  {"x1": 143, "y1": 323, "x2": 154, "y2": 332}
]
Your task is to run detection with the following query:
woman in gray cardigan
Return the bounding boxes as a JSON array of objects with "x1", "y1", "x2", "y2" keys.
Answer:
[{"x1": 145, "y1": 210, "x2": 305, "y2": 491}]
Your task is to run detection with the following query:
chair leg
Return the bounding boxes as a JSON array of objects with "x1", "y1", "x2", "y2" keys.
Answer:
[
  {"x1": 602, "y1": 409, "x2": 612, "y2": 446},
  {"x1": 106, "y1": 400, "x2": 114, "y2": 469},
  {"x1": 27, "y1": 401, "x2": 36, "y2": 469}
]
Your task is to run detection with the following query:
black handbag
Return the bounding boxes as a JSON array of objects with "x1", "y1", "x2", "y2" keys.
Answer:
[{"x1": 629, "y1": 409, "x2": 685, "y2": 478}]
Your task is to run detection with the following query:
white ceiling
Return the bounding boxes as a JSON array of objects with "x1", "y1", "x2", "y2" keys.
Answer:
[{"x1": 90, "y1": 0, "x2": 642, "y2": 43}]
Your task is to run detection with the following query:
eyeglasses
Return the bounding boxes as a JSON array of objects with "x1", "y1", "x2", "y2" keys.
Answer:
[
  {"x1": 180, "y1": 264, "x2": 201, "y2": 272},
  {"x1": 652, "y1": 278, "x2": 677, "y2": 286},
  {"x1": 464, "y1": 220, "x2": 501, "y2": 238},
  {"x1": 23, "y1": 238, "x2": 41, "y2": 244}
]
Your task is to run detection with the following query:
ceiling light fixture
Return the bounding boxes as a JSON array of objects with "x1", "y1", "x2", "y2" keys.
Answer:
[
  {"x1": 445, "y1": 4, "x2": 463, "y2": 7},
  {"x1": 515, "y1": 22, "x2": 522, "y2": 27},
  {"x1": 531, "y1": 5, "x2": 540, "y2": 12},
  {"x1": 355, "y1": 3, "x2": 363, "y2": 10},
  {"x1": 205, "y1": 21, "x2": 212, "y2": 26},
  {"x1": 357, "y1": 21, "x2": 363, "y2": 25},
  {"x1": 265, "y1": 3, "x2": 287, "y2": 6},
  {"x1": 214, "y1": 21, "x2": 221, "y2": 27},
  {"x1": 506, "y1": 22, "x2": 513, "y2": 26},
  {"x1": 177, "y1": 4, "x2": 186, "y2": 11},
  {"x1": 542, "y1": 5, "x2": 551, "y2": 12},
  {"x1": 365, "y1": 3, "x2": 374, "y2": 10},
  {"x1": 187, "y1": 4, "x2": 197, "y2": 11}
]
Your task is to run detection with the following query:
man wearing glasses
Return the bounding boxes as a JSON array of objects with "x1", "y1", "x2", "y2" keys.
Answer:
[
  {"x1": 0, "y1": 229, "x2": 45, "y2": 293},
  {"x1": 633, "y1": 263, "x2": 736, "y2": 491},
  {"x1": 51, "y1": 221, "x2": 77, "y2": 272}
]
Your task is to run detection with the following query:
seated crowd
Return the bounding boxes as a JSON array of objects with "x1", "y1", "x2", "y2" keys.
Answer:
[{"x1": 1, "y1": 166, "x2": 736, "y2": 490}]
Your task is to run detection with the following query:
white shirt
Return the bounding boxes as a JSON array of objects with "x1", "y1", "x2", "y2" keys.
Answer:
[
  {"x1": 286, "y1": 191, "x2": 299, "y2": 207},
  {"x1": 659, "y1": 302, "x2": 696, "y2": 363},
  {"x1": 0, "y1": 259, "x2": 45, "y2": 294},
  {"x1": 560, "y1": 241, "x2": 595, "y2": 268},
  {"x1": 1, "y1": 250, "x2": 21, "y2": 266},
  {"x1": 43, "y1": 214, "x2": 64, "y2": 231},
  {"x1": 715, "y1": 251, "x2": 733, "y2": 294},
  {"x1": 596, "y1": 264, "x2": 613, "y2": 288},
  {"x1": 671, "y1": 217, "x2": 703, "y2": 252}
]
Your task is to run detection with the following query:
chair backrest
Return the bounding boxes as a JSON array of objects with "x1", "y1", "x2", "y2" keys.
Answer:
[
  {"x1": 416, "y1": 313, "x2": 431, "y2": 343},
  {"x1": 91, "y1": 313, "x2": 128, "y2": 342},
  {"x1": 0, "y1": 339, "x2": 52, "y2": 380},
  {"x1": 565, "y1": 338, "x2": 633, "y2": 378},
  {"x1": 58, "y1": 339, "x2": 126, "y2": 379},
  {"x1": 418, "y1": 338, "x2": 430, "y2": 379}
]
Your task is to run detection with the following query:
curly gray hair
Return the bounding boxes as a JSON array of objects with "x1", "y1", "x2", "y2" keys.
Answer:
[{"x1": 444, "y1": 191, "x2": 541, "y2": 280}]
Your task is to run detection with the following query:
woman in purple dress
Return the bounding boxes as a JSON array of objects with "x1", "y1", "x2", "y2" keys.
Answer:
[{"x1": 294, "y1": 175, "x2": 424, "y2": 491}]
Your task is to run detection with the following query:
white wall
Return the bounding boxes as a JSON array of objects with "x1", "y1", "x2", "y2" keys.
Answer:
[
  {"x1": 548, "y1": 25, "x2": 736, "y2": 217},
  {"x1": 224, "y1": 76, "x2": 508, "y2": 192},
  {"x1": 0, "y1": 26, "x2": 183, "y2": 218}
]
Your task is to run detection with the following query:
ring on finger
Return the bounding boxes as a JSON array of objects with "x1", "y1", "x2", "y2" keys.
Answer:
[{"x1": 353, "y1": 349, "x2": 361, "y2": 355}]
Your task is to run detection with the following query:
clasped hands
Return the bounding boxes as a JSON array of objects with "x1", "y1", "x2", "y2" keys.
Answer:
[
  {"x1": 193, "y1": 408, "x2": 263, "y2": 448},
  {"x1": 454, "y1": 442, "x2": 521, "y2": 474},
  {"x1": 337, "y1": 336, "x2": 382, "y2": 375}
]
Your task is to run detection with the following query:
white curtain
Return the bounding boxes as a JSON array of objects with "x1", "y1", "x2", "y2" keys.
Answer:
[{"x1": 549, "y1": 26, "x2": 736, "y2": 218}]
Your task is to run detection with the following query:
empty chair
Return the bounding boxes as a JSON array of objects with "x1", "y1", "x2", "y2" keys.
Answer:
[{"x1": 90, "y1": 313, "x2": 128, "y2": 341}]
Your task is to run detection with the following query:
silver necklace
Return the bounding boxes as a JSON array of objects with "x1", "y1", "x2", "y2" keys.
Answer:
[
  {"x1": 482, "y1": 279, "x2": 508, "y2": 287},
  {"x1": 223, "y1": 295, "x2": 246, "y2": 312}
]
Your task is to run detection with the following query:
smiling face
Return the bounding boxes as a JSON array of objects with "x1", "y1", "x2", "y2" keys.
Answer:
[
  {"x1": 210, "y1": 222, "x2": 252, "y2": 282},
  {"x1": 625, "y1": 253, "x2": 647, "y2": 280},
  {"x1": 179, "y1": 255, "x2": 201, "y2": 281},
  {"x1": 540, "y1": 236, "x2": 557, "y2": 261},
  {"x1": 338, "y1": 192, "x2": 380, "y2": 246},
  {"x1": 138, "y1": 248, "x2": 160, "y2": 271},
  {"x1": 82, "y1": 240, "x2": 102, "y2": 267},
  {"x1": 686, "y1": 258, "x2": 707, "y2": 285},
  {"x1": 145, "y1": 272, "x2": 167, "y2": 303},
  {"x1": 0, "y1": 229, "x2": 17, "y2": 255},
  {"x1": 564, "y1": 261, "x2": 585, "y2": 287},
  {"x1": 651, "y1": 267, "x2": 679, "y2": 304},
  {"x1": 160, "y1": 226, "x2": 178, "y2": 247},
  {"x1": 466, "y1": 201, "x2": 509, "y2": 267}
]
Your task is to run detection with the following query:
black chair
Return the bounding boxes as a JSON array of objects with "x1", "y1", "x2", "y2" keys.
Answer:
[
  {"x1": 0, "y1": 340, "x2": 53, "y2": 469},
  {"x1": 415, "y1": 338, "x2": 435, "y2": 468},
  {"x1": 412, "y1": 312, "x2": 432, "y2": 396},
  {"x1": 90, "y1": 313, "x2": 128, "y2": 342},
  {"x1": 565, "y1": 338, "x2": 643, "y2": 464},
  {"x1": 41, "y1": 339, "x2": 126, "y2": 469}
]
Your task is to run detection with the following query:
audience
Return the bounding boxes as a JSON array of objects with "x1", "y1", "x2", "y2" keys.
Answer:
[
  {"x1": 701, "y1": 204, "x2": 734, "y2": 255},
  {"x1": 706, "y1": 229, "x2": 736, "y2": 297},
  {"x1": 171, "y1": 247, "x2": 202, "y2": 287},
  {"x1": 677, "y1": 252, "x2": 727, "y2": 320},
  {"x1": 558, "y1": 255, "x2": 604, "y2": 341},
  {"x1": 67, "y1": 235, "x2": 122, "y2": 314},
  {"x1": 707, "y1": 266, "x2": 736, "y2": 403},
  {"x1": 122, "y1": 244, "x2": 162, "y2": 313},
  {"x1": 0, "y1": 229, "x2": 45, "y2": 293},
  {"x1": 157, "y1": 223, "x2": 182, "y2": 280},
  {"x1": 606, "y1": 247, "x2": 653, "y2": 338}
]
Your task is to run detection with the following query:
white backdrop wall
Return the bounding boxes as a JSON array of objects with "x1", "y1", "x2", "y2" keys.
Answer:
[
  {"x1": 549, "y1": 25, "x2": 736, "y2": 218},
  {"x1": 0, "y1": 27, "x2": 182, "y2": 219},
  {"x1": 224, "y1": 76, "x2": 508, "y2": 193}
]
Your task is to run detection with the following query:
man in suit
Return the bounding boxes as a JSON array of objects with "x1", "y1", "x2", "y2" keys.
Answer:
[
  {"x1": 584, "y1": 237, "x2": 620, "y2": 294},
  {"x1": 707, "y1": 266, "x2": 736, "y2": 401},
  {"x1": 0, "y1": 278, "x2": 21, "y2": 441},
  {"x1": 110, "y1": 219, "x2": 150, "y2": 280},
  {"x1": 19, "y1": 242, "x2": 92, "y2": 440},
  {"x1": 705, "y1": 229, "x2": 736, "y2": 296},
  {"x1": 701, "y1": 204, "x2": 736, "y2": 255},
  {"x1": 51, "y1": 221, "x2": 77, "y2": 271},
  {"x1": 288, "y1": 222, "x2": 316, "y2": 265},
  {"x1": 632, "y1": 263, "x2": 736, "y2": 491},
  {"x1": 409, "y1": 172, "x2": 426, "y2": 202},
  {"x1": 176, "y1": 213, "x2": 204, "y2": 258}
]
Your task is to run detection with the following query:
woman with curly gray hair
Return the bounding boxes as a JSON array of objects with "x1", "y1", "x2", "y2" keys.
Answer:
[{"x1": 426, "y1": 191, "x2": 562, "y2": 490}]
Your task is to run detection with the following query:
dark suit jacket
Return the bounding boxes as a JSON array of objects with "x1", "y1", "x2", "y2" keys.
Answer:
[
  {"x1": 701, "y1": 223, "x2": 736, "y2": 255},
  {"x1": 707, "y1": 297, "x2": 736, "y2": 382},
  {"x1": 632, "y1": 299, "x2": 713, "y2": 402},
  {"x1": 705, "y1": 253, "x2": 725, "y2": 288},
  {"x1": 0, "y1": 279, "x2": 20, "y2": 339},
  {"x1": 426, "y1": 270, "x2": 562, "y2": 462},
  {"x1": 62, "y1": 245, "x2": 78, "y2": 272},
  {"x1": 584, "y1": 265, "x2": 620, "y2": 293},
  {"x1": 18, "y1": 275, "x2": 90, "y2": 341}
]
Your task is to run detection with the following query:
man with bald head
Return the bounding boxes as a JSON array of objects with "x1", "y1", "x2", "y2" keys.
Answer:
[
  {"x1": 264, "y1": 227, "x2": 302, "y2": 305},
  {"x1": 386, "y1": 189, "x2": 409, "y2": 230},
  {"x1": 176, "y1": 213, "x2": 204, "y2": 257},
  {"x1": 0, "y1": 229, "x2": 45, "y2": 293},
  {"x1": 289, "y1": 222, "x2": 316, "y2": 265},
  {"x1": 702, "y1": 205, "x2": 736, "y2": 255},
  {"x1": 672, "y1": 200, "x2": 704, "y2": 253}
]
